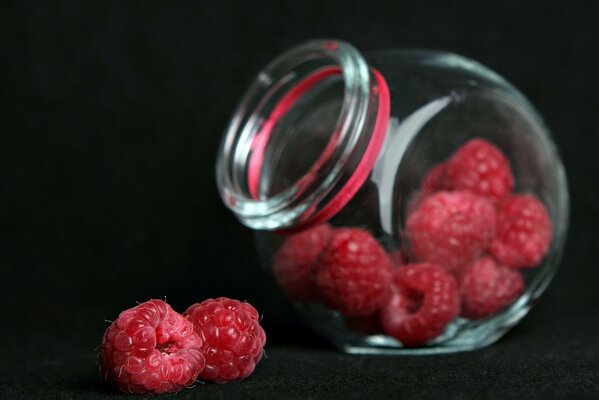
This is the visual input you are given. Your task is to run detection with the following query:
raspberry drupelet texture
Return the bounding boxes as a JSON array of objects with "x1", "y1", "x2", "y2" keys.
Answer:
[
  {"x1": 316, "y1": 228, "x2": 393, "y2": 317},
  {"x1": 381, "y1": 263, "x2": 460, "y2": 347},
  {"x1": 273, "y1": 224, "x2": 333, "y2": 302},
  {"x1": 458, "y1": 256, "x2": 524, "y2": 319},
  {"x1": 490, "y1": 194, "x2": 552, "y2": 268},
  {"x1": 184, "y1": 297, "x2": 266, "y2": 384},
  {"x1": 99, "y1": 299, "x2": 205, "y2": 395},
  {"x1": 446, "y1": 138, "x2": 514, "y2": 202},
  {"x1": 406, "y1": 191, "x2": 496, "y2": 271}
]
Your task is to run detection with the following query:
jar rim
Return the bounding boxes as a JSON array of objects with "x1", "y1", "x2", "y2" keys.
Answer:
[{"x1": 216, "y1": 39, "x2": 389, "y2": 231}]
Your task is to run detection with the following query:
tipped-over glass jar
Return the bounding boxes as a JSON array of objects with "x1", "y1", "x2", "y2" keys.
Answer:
[{"x1": 216, "y1": 40, "x2": 568, "y2": 354}]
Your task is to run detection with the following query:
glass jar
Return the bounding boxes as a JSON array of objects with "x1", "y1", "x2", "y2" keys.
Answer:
[{"x1": 215, "y1": 39, "x2": 568, "y2": 354}]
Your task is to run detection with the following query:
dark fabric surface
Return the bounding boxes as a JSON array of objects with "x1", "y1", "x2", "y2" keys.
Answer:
[
  {"x1": 2, "y1": 1, "x2": 599, "y2": 399},
  {"x1": 3, "y1": 310, "x2": 599, "y2": 399}
]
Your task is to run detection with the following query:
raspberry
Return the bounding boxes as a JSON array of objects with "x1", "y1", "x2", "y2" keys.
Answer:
[
  {"x1": 381, "y1": 263, "x2": 460, "y2": 346},
  {"x1": 421, "y1": 162, "x2": 450, "y2": 194},
  {"x1": 458, "y1": 256, "x2": 524, "y2": 319},
  {"x1": 316, "y1": 228, "x2": 393, "y2": 317},
  {"x1": 273, "y1": 224, "x2": 333, "y2": 302},
  {"x1": 99, "y1": 299, "x2": 205, "y2": 395},
  {"x1": 388, "y1": 248, "x2": 410, "y2": 267},
  {"x1": 490, "y1": 194, "x2": 552, "y2": 268},
  {"x1": 406, "y1": 163, "x2": 450, "y2": 216},
  {"x1": 446, "y1": 138, "x2": 514, "y2": 202},
  {"x1": 184, "y1": 297, "x2": 266, "y2": 384},
  {"x1": 406, "y1": 191, "x2": 496, "y2": 271}
]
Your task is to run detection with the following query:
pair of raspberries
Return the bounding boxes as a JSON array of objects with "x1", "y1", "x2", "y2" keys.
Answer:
[
  {"x1": 99, "y1": 297, "x2": 266, "y2": 394},
  {"x1": 274, "y1": 138, "x2": 552, "y2": 347}
]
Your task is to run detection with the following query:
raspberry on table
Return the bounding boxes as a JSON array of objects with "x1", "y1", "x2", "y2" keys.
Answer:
[
  {"x1": 381, "y1": 263, "x2": 460, "y2": 347},
  {"x1": 446, "y1": 138, "x2": 514, "y2": 202},
  {"x1": 458, "y1": 256, "x2": 524, "y2": 319},
  {"x1": 490, "y1": 194, "x2": 552, "y2": 268},
  {"x1": 99, "y1": 299, "x2": 205, "y2": 395},
  {"x1": 184, "y1": 297, "x2": 266, "y2": 384},
  {"x1": 406, "y1": 191, "x2": 496, "y2": 271},
  {"x1": 273, "y1": 224, "x2": 333, "y2": 302},
  {"x1": 316, "y1": 228, "x2": 393, "y2": 317}
]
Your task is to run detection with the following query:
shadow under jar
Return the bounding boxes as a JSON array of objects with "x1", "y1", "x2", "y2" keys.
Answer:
[{"x1": 216, "y1": 40, "x2": 568, "y2": 354}]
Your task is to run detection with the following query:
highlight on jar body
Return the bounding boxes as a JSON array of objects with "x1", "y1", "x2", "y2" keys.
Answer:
[{"x1": 216, "y1": 40, "x2": 568, "y2": 354}]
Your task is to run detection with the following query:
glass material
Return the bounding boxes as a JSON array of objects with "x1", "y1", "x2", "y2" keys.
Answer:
[{"x1": 216, "y1": 40, "x2": 569, "y2": 354}]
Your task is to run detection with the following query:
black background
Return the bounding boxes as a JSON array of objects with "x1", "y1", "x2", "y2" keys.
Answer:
[{"x1": 2, "y1": 1, "x2": 599, "y2": 399}]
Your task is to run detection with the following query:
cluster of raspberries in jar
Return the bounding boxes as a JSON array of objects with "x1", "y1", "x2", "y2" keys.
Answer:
[{"x1": 273, "y1": 138, "x2": 552, "y2": 347}]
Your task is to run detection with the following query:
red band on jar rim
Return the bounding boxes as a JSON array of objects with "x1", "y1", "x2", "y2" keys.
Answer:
[
  {"x1": 247, "y1": 67, "x2": 342, "y2": 200},
  {"x1": 247, "y1": 67, "x2": 390, "y2": 233}
]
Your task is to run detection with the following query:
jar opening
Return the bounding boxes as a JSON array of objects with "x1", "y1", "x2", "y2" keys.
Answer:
[
  {"x1": 216, "y1": 40, "x2": 390, "y2": 230},
  {"x1": 247, "y1": 66, "x2": 345, "y2": 200}
]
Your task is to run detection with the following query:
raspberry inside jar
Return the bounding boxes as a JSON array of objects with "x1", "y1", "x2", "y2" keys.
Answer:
[{"x1": 216, "y1": 40, "x2": 569, "y2": 354}]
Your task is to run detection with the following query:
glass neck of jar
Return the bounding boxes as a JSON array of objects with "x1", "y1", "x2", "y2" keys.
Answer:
[{"x1": 216, "y1": 40, "x2": 390, "y2": 232}]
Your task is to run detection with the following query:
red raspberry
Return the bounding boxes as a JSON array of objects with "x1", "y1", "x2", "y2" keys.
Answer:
[
  {"x1": 458, "y1": 256, "x2": 524, "y2": 319},
  {"x1": 273, "y1": 224, "x2": 333, "y2": 302},
  {"x1": 490, "y1": 194, "x2": 552, "y2": 268},
  {"x1": 316, "y1": 228, "x2": 393, "y2": 317},
  {"x1": 381, "y1": 263, "x2": 460, "y2": 346},
  {"x1": 421, "y1": 162, "x2": 450, "y2": 194},
  {"x1": 184, "y1": 297, "x2": 266, "y2": 384},
  {"x1": 446, "y1": 138, "x2": 514, "y2": 202},
  {"x1": 388, "y1": 248, "x2": 410, "y2": 267},
  {"x1": 99, "y1": 299, "x2": 205, "y2": 395},
  {"x1": 406, "y1": 191, "x2": 496, "y2": 271},
  {"x1": 406, "y1": 163, "x2": 450, "y2": 216}
]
